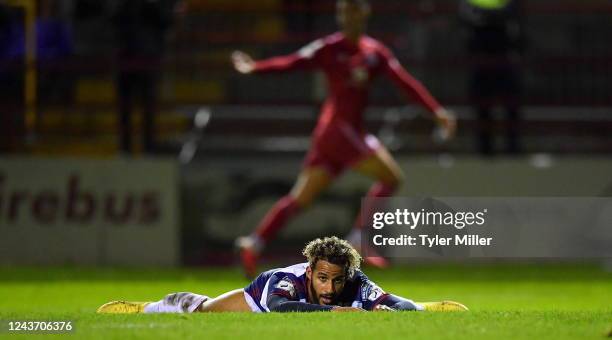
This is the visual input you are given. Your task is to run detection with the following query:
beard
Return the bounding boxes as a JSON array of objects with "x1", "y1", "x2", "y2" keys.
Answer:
[{"x1": 309, "y1": 280, "x2": 336, "y2": 306}]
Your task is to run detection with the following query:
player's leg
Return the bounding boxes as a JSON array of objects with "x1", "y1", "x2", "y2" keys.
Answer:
[
  {"x1": 290, "y1": 166, "x2": 335, "y2": 206},
  {"x1": 196, "y1": 289, "x2": 253, "y2": 312},
  {"x1": 147, "y1": 289, "x2": 253, "y2": 313},
  {"x1": 348, "y1": 145, "x2": 404, "y2": 267},
  {"x1": 242, "y1": 165, "x2": 333, "y2": 244},
  {"x1": 97, "y1": 289, "x2": 253, "y2": 314},
  {"x1": 237, "y1": 166, "x2": 333, "y2": 277},
  {"x1": 351, "y1": 145, "x2": 404, "y2": 231},
  {"x1": 97, "y1": 291, "x2": 207, "y2": 314},
  {"x1": 352, "y1": 145, "x2": 404, "y2": 187}
]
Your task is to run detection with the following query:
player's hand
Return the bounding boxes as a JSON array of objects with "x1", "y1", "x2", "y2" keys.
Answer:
[
  {"x1": 373, "y1": 304, "x2": 396, "y2": 312},
  {"x1": 433, "y1": 107, "x2": 457, "y2": 142},
  {"x1": 231, "y1": 50, "x2": 255, "y2": 74},
  {"x1": 331, "y1": 306, "x2": 366, "y2": 312}
]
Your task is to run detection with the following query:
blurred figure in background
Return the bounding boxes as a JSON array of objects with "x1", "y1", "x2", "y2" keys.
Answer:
[
  {"x1": 233, "y1": 0, "x2": 456, "y2": 278},
  {"x1": 112, "y1": 0, "x2": 179, "y2": 154},
  {"x1": 460, "y1": 0, "x2": 524, "y2": 156}
]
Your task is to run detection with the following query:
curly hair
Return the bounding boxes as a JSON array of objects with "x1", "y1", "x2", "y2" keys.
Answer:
[{"x1": 302, "y1": 236, "x2": 362, "y2": 278}]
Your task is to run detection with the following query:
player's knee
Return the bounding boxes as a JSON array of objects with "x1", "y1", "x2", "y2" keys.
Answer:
[
  {"x1": 197, "y1": 299, "x2": 212, "y2": 313},
  {"x1": 164, "y1": 292, "x2": 187, "y2": 305},
  {"x1": 291, "y1": 192, "x2": 315, "y2": 208},
  {"x1": 164, "y1": 292, "x2": 201, "y2": 313},
  {"x1": 383, "y1": 170, "x2": 404, "y2": 189}
]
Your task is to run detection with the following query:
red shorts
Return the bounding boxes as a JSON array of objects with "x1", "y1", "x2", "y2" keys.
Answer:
[{"x1": 303, "y1": 121, "x2": 381, "y2": 177}]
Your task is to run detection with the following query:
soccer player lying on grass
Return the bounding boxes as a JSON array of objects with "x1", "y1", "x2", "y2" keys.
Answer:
[{"x1": 98, "y1": 237, "x2": 468, "y2": 313}]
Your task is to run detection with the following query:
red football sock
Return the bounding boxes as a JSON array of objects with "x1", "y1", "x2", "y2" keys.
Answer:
[
  {"x1": 254, "y1": 195, "x2": 301, "y2": 244},
  {"x1": 352, "y1": 182, "x2": 397, "y2": 231}
]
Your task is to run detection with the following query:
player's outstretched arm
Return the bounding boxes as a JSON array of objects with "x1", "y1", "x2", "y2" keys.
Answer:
[
  {"x1": 375, "y1": 294, "x2": 469, "y2": 312},
  {"x1": 380, "y1": 47, "x2": 457, "y2": 140},
  {"x1": 267, "y1": 294, "x2": 365, "y2": 313},
  {"x1": 231, "y1": 39, "x2": 323, "y2": 75},
  {"x1": 231, "y1": 50, "x2": 312, "y2": 74},
  {"x1": 376, "y1": 294, "x2": 423, "y2": 311},
  {"x1": 231, "y1": 50, "x2": 316, "y2": 74}
]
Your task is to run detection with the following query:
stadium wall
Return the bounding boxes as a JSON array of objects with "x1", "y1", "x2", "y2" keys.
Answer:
[
  {"x1": 1, "y1": 156, "x2": 609, "y2": 266},
  {"x1": 0, "y1": 157, "x2": 180, "y2": 266}
]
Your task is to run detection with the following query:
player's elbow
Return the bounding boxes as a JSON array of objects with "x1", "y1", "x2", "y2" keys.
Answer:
[
  {"x1": 267, "y1": 295, "x2": 293, "y2": 313},
  {"x1": 268, "y1": 303, "x2": 285, "y2": 312},
  {"x1": 268, "y1": 301, "x2": 300, "y2": 313}
]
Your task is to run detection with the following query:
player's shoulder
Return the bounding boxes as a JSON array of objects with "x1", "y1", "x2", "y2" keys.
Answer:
[
  {"x1": 361, "y1": 35, "x2": 382, "y2": 47},
  {"x1": 270, "y1": 262, "x2": 308, "y2": 278},
  {"x1": 266, "y1": 263, "x2": 308, "y2": 297},
  {"x1": 350, "y1": 268, "x2": 370, "y2": 283},
  {"x1": 352, "y1": 269, "x2": 387, "y2": 306},
  {"x1": 298, "y1": 34, "x2": 338, "y2": 59},
  {"x1": 321, "y1": 31, "x2": 346, "y2": 46},
  {"x1": 362, "y1": 35, "x2": 393, "y2": 55}
]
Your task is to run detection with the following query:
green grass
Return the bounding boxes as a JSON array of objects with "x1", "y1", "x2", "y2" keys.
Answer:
[{"x1": 0, "y1": 264, "x2": 610, "y2": 339}]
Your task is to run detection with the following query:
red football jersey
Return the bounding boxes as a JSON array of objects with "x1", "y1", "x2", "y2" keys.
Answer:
[{"x1": 253, "y1": 32, "x2": 442, "y2": 133}]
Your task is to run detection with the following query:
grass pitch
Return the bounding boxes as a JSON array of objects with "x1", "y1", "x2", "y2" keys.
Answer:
[{"x1": 0, "y1": 263, "x2": 610, "y2": 339}]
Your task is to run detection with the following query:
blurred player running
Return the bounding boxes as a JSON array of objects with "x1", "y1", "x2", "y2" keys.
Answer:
[
  {"x1": 98, "y1": 237, "x2": 468, "y2": 313},
  {"x1": 232, "y1": 0, "x2": 456, "y2": 277}
]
